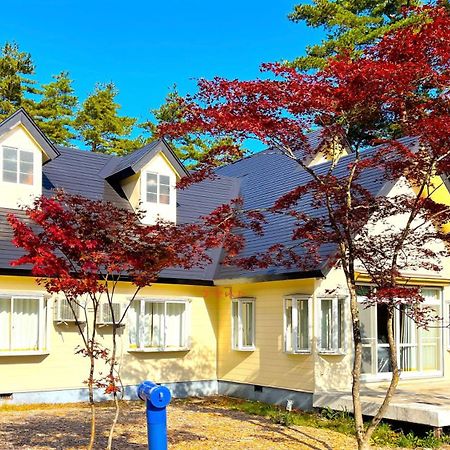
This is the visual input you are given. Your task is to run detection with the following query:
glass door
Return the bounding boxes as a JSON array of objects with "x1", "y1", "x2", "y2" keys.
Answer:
[{"x1": 358, "y1": 287, "x2": 442, "y2": 380}]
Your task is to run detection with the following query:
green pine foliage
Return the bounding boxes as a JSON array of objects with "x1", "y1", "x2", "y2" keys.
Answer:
[
  {"x1": 33, "y1": 72, "x2": 78, "y2": 145},
  {"x1": 145, "y1": 86, "x2": 244, "y2": 169},
  {"x1": 0, "y1": 42, "x2": 38, "y2": 120},
  {"x1": 288, "y1": 0, "x2": 427, "y2": 70},
  {"x1": 74, "y1": 83, "x2": 138, "y2": 154}
]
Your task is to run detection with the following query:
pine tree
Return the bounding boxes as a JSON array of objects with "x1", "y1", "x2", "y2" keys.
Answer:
[
  {"x1": 0, "y1": 42, "x2": 38, "y2": 120},
  {"x1": 33, "y1": 72, "x2": 77, "y2": 145},
  {"x1": 74, "y1": 83, "x2": 137, "y2": 153},
  {"x1": 145, "y1": 86, "x2": 244, "y2": 169},
  {"x1": 288, "y1": 0, "x2": 427, "y2": 70}
]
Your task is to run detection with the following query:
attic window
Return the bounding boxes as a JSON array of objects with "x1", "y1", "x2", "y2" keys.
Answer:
[
  {"x1": 2, "y1": 146, "x2": 34, "y2": 185},
  {"x1": 146, "y1": 172, "x2": 171, "y2": 205}
]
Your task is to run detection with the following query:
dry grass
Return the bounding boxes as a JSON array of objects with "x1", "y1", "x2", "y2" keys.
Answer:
[{"x1": 0, "y1": 397, "x2": 357, "y2": 449}]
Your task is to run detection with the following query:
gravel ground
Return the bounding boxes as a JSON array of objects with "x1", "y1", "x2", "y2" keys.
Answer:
[{"x1": 0, "y1": 397, "x2": 361, "y2": 449}]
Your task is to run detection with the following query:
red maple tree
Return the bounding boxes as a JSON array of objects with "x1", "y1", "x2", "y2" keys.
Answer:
[
  {"x1": 160, "y1": 6, "x2": 450, "y2": 448},
  {"x1": 8, "y1": 190, "x2": 213, "y2": 450}
]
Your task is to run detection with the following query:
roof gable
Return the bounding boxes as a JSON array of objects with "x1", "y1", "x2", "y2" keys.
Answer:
[
  {"x1": 0, "y1": 108, "x2": 60, "y2": 162},
  {"x1": 101, "y1": 139, "x2": 189, "y2": 181}
]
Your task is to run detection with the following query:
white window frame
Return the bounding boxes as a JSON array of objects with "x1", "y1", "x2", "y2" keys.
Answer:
[
  {"x1": 231, "y1": 297, "x2": 256, "y2": 351},
  {"x1": 0, "y1": 295, "x2": 49, "y2": 356},
  {"x1": 128, "y1": 298, "x2": 190, "y2": 352},
  {"x1": 318, "y1": 296, "x2": 346, "y2": 355},
  {"x1": 2, "y1": 146, "x2": 34, "y2": 185},
  {"x1": 145, "y1": 171, "x2": 172, "y2": 205},
  {"x1": 284, "y1": 295, "x2": 312, "y2": 354},
  {"x1": 446, "y1": 295, "x2": 450, "y2": 351}
]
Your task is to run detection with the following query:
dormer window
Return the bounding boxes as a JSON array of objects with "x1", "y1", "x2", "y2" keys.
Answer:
[
  {"x1": 2, "y1": 146, "x2": 34, "y2": 185},
  {"x1": 146, "y1": 172, "x2": 171, "y2": 205}
]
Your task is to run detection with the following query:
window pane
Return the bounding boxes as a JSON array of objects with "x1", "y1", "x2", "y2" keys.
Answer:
[
  {"x1": 298, "y1": 300, "x2": 309, "y2": 350},
  {"x1": 377, "y1": 305, "x2": 389, "y2": 344},
  {"x1": 20, "y1": 151, "x2": 33, "y2": 163},
  {"x1": 128, "y1": 301, "x2": 140, "y2": 348},
  {"x1": 321, "y1": 299, "x2": 332, "y2": 350},
  {"x1": 3, "y1": 160, "x2": 17, "y2": 172},
  {"x1": 338, "y1": 298, "x2": 344, "y2": 349},
  {"x1": 146, "y1": 173, "x2": 158, "y2": 203},
  {"x1": 232, "y1": 301, "x2": 239, "y2": 348},
  {"x1": 143, "y1": 302, "x2": 164, "y2": 348},
  {"x1": 422, "y1": 288, "x2": 440, "y2": 303},
  {"x1": 358, "y1": 302, "x2": 376, "y2": 374},
  {"x1": 159, "y1": 187, "x2": 170, "y2": 204},
  {"x1": 285, "y1": 299, "x2": 293, "y2": 352},
  {"x1": 420, "y1": 305, "x2": 440, "y2": 371},
  {"x1": 241, "y1": 301, "x2": 254, "y2": 347},
  {"x1": 19, "y1": 151, "x2": 33, "y2": 185},
  {"x1": 0, "y1": 298, "x2": 11, "y2": 351},
  {"x1": 2, "y1": 170, "x2": 16, "y2": 183},
  {"x1": 159, "y1": 175, "x2": 170, "y2": 204},
  {"x1": 3, "y1": 147, "x2": 17, "y2": 163},
  {"x1": 377, "y1": 346, "x2": 392, "y2": 373},
  {"x1": 12, "y1": 298, "x2": 39, "y2": 351},
  {"x1": 362, "y1": 347, "x2": 375, "y2": 374},
  {"x1": 166, "y1": 303, "x2": 185, "y2": 348},
  {"x1": 160, "y1": 175, "x2": 170, "y2": 186},
  {"x1": 3, "y1": 147, "x2": 17, "y2": 183}
]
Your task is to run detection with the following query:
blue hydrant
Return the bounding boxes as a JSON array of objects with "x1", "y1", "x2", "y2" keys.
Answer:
[{"x1": 138, "y1": 381, "x2": 172, "y2": 450}]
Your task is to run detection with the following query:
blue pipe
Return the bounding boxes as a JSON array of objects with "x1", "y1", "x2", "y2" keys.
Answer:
[{"x1": 138, "y1": 381, "x2": 172, "y2": 450}]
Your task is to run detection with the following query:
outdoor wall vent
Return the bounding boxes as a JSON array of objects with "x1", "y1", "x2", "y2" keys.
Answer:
[
  {"x1": 0, "y1": 393, "x2": 13, "y2": 400},
  {"x1": 254, "y1": 385, "x2": 263, "y2": 393}
]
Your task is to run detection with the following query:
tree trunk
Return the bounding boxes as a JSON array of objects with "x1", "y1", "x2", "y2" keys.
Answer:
[
  {"x1": 107, "y1": 323, "x2": 120, "y2": 450},
  {"x1": 87, "y1": 352, "x2": 96, "y2": 450},
  {"x1": 107, "y1": 394, "x2": 120, "y2": 450},
  {"x1": 363, "y1": 306, "x2": 400, "y2": 443},
  {"x1": 348, "y1": 282, "x2": 367, "y2": 450}
]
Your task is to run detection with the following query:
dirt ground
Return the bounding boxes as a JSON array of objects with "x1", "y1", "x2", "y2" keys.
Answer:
[{"x1": 0, "y1": 397, "x2": 359, "y2": 449}]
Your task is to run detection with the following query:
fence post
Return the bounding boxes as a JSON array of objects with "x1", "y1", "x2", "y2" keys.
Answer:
[{"x1": 138, "y1": 381, "x2": 172, "y2": 450}]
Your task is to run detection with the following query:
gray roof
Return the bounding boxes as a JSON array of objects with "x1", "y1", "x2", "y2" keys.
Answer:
[
  {"x1": 0, "y1": 111, "x2": 416, "y2": 284},
  {"x1": 101, "y1": 139, "x2": 190, "y2": 180},
  {"x1": 0, "y1": 138, "x2": 239, "y2": 283},
  {"x1": 213, "y1": 137, "x2": 418, "y2": 282}
]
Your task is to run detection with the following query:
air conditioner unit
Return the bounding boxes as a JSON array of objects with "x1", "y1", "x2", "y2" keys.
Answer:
[
  {"x1": 98, "y1": 302, "x2": 122, "y2": 326},
  {"x1": 54, "y1": 298, "x2": 83, "y2": 323}
]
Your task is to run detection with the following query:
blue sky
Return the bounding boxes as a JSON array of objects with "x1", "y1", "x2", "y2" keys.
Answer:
[{"x1": 0, "y1": 1, "x2": 322, "y2": 124}]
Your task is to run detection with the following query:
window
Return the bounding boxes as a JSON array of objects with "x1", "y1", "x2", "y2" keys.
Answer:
[
  {"x1": 319, "y1": 297, "x2": 346, "y2": 353},
  {"x1": 2, "y1": 146, "x2": 34, "y2": 185},
  {"x1": 358, "y1": 286, "x2": 442, "y2": 379},
  {"x1": 0, "y1": 296, "x2": 47, "y2": 354},
  {"x1": 284, "y1": 296, "x2": 311, "y2": 353},
  {"x1": 232, "y1": 298, "x2": 255, "y2": 351},
  {"x1": 145, "y1": 172, "x2": 171, "y2": 205},
  {"x1": 128, "y1": 299, "x2": 189, "y2": 351}
]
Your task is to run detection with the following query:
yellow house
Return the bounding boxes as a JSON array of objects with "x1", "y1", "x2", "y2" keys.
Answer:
[{"x1": 1, "y1": 109, "x2": 450, "y2": 417}]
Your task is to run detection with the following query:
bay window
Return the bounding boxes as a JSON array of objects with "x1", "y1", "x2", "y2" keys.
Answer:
[
  {"x1": 128, "y1": 299, "x2": 189, "y2": 351},
  {"x1": 284, "y1": 296, "x2": 311, "y2": 353},
  {"x1": 2, "y1": 146, "x2": 34, "y2": 185},
  {"x1": 0, "y1": 296, "x2": 47, "y2": 354},
  {"x1": 232, "y1": 298, "x2": 255, "y2": 351},
  {"x1": 319, "y1": 297, "x2": 346, "y2": 353}
]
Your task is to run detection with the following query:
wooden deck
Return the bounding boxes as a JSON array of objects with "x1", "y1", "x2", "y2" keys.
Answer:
[{"x1": 313, "y1": 379, "x2": 450, "y2": 429}]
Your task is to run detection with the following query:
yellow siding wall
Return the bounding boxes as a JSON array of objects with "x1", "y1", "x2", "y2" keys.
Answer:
[
  {"x1": 0, "y1": 277, "x2": 218, "y2": 393},
  {"x1": 217, "y1": 279, "x2": 316, "y2": 393}
]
